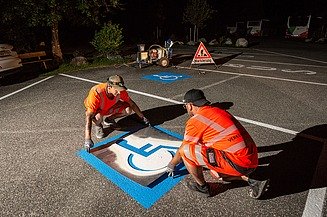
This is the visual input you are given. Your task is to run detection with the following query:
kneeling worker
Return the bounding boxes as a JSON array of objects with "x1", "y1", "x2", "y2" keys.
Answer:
[
  {"x1": 166, "y1": 89, "x2": 269, "y2": 199},
  {"x1": 84, "y1": 75, "x2": 149, "y2": 151}
]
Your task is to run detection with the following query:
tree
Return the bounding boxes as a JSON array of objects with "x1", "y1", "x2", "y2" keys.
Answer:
[
  {"x1": 91, "y1": 22, "x2": 123, "y2": 57},
  {"x1": 0, "y1": 0, "x2": 122, "y2": 62},
  {"x1": 183, "y1": 0, "x2": 215, "y2": 42}
]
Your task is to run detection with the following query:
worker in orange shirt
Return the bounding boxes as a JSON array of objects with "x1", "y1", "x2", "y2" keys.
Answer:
[
  {"x1": 166, "y1": 89, "x2": 269, "y2": 199},
  {"x1": 84, "y1": 75, "x2": 149, "y2": 151}
]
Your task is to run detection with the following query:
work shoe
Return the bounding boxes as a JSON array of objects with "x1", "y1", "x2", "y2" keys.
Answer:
[
  {"x1": 186, "y1": 181, "x2": 211, "y2": 197},
  {"x1": 248, "y1": 178, "x2": 270, "y2": 199},
  {"x1": 94, "y1": 125, "x2": 104, "y2": 139},
  {"x1": 103, "y1": 118, "x2": 118, "y2": 128}
]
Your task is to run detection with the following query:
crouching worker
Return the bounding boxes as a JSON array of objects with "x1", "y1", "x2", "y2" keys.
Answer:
[
  {"x1": 84, "y1": 75, "x2": 149, "y2": 151},
  {"x1": 166, "y1": 89, "x2": 269, "y2": 199}
]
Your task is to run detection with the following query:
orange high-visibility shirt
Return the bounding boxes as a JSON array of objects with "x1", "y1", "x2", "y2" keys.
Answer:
[
  {"x1": 183, "y1": 106, "x2": 258, "y2": 170},
  {"x1": 84, "y1": 83, "x2": 130, "y2": 115}
]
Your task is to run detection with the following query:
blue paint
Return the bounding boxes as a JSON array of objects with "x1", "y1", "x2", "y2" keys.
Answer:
[
  {"x1": 77, "y1": 125, "x2": 186, "y2": 209},
  {"x1": 152, "y1": 125, "x2": 184, "y2": 140},
  {"x1": 143, "y1": 72, "x2": 191, "y2": 84}
]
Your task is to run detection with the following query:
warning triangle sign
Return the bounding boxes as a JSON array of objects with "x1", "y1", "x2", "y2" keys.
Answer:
[{"x1": 191, "y1": 42, "x2": 214, "y2": 65}]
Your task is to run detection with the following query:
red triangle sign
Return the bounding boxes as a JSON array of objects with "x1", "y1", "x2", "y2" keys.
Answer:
[{"x1": 192, "y1": 42, "x2": 214, "y2": 64}]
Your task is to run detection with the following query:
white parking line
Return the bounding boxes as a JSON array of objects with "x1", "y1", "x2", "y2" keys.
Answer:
[
  {"x1": 0, "y1": 76, "x2": 55, "y2": 101},
  {"x1": 254, "y1": 49, "x2": 327, "y2": 64},
  {"x1": 232, "y1": 58, "x2": 327, "y2": 69},
  {"x1": 60, "y1": 73, "x2": 302, "y2": 135},
  {"x1": 172, "y1": 75, "x2": 242, "y2": 99},
  {"x1": 60, "y1": 73, "x2": 326, "y2": 216},
  {"x1": 59, "y1": 73, "x2": 182, "y2": 104},
  {"x1": 176, "y1": 66, "x2": 327, "y2": 86}
]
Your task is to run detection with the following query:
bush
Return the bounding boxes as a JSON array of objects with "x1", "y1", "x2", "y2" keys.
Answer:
[{"x1": 91, "y1": 23, "x2": 123, "y2": 57}]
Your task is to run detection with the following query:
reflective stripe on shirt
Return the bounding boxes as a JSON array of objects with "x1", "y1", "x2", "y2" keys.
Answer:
[
  {"x1": 183, "y1": 134, "x2": 200, "y2": 143},
  {"x1": 190, "y1": 113, "x2": 246, "y2": 153},
  {"x1": 183, "y1": 144, "x2": 206, "y2": 166},
  {"x1": 205, "y1": 124, "x2": 238, "y2": 147},
  {"x1": 224, "y1": 141, "x2": 246, "y2": 153},
  {"x1": 193, "y1": 114, "x2": 225, "y2": 132}
]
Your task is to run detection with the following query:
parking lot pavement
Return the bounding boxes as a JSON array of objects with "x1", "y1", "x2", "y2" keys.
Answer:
[{"x1": 0, "y1": 40, "x2": 326, "y2": 216}]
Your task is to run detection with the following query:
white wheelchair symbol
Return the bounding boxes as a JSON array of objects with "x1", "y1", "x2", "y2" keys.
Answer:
[
  {"x1": 153, "y1": 74, "x2": 183, "y2": 81},
  {"x1": 112, "y1": 135, "x2": 180, "y2": 176}
]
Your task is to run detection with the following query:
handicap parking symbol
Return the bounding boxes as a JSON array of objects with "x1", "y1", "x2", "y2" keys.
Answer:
[
  {"x1": 143, "y1": 72, "x2": 191, "y2": 84},
  {"x1": 77, "y1": 125, "x2": 186, "y2": 209}
]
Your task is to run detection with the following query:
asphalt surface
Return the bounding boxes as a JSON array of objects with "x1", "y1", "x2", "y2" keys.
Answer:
[{"x1": 1, "y1": 38, "x2": 326, "y2": 216}]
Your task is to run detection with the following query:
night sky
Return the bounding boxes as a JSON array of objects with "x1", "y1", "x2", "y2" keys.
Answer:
[
  {"x1": 110, "y1": 0, "x2": 327, "y2": 43},
  {"x1": 1, "y1": 0, "x2": 327, "y2": 50}
]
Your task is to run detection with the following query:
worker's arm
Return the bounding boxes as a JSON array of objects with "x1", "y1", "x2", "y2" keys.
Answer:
[
  {"x1": 169, "y1": 145, "x2": 183, "y2": 166},
  {"x1": 126, "y1": 98, "x2": 149, "y2": 125},
  {"x1": 127, "y1": 99, "x2": 144, "y2": 119},
  {"x1": 85, "y1": 111, "x2": 94, "y2": 140},
  {"x1": 166, "y1": 144, "x2": 184, "y2": 177}
]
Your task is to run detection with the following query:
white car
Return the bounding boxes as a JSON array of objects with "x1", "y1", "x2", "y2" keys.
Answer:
[{"x1": 0, "y1": 44, "x2": 22, "y2": 78}]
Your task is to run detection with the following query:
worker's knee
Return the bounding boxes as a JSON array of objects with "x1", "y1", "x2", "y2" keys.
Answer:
[
  {"x1": 93, "y1": 113, "x2": 103, "y2": 125},
  {"x1": 125, "y1": 106, "x2": 133, "y2": 115}
]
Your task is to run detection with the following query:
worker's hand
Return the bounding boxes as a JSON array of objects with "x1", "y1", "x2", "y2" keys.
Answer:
[
  {"x1": 84, "y1": 139, "x2": 94, "y2": 152},
  {"x1": 166, "y1": 163, "x2": 175, "y2": 177},
  {"x1": 142, "y1": 116, "x2": 150, "y2": 126}
]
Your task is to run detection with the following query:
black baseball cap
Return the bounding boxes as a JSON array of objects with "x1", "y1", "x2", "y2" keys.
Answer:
[{"x1": 183, "y1": 89, "x2": 210, "y2": 106}]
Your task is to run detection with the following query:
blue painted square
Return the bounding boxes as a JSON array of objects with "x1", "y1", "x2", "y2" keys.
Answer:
[
  {"x1": 77, "y1": 125, "x2": 186, "y2": 209},
  {"x1": 143, "y1": 72, "x2": 191, "y2": 84}
]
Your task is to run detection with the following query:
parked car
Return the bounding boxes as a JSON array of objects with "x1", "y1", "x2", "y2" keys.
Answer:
[
  {"x1": 247, "y1": 19, "x2": 271, "y2": 37},
  {"x1": 0, "y1": 44, "x2": 22, "y2": 78}
]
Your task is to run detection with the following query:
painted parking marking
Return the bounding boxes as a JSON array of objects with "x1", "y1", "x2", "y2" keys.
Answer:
[
  {"x1": 175, "y1": 66, "x2": 327, "y2": 86},
  {"x1": 60, "y1": 73, "x2": 182, "y2": 104},
  {"x1": 172, "y1": 75, "x2": 242, "y2": 100},
  {"x1": 143, "y1": 72, "x2": 191, "y2": 83},
  {"x1": 254, "y1": 48, "x2": 327, "y2": 64},
  {"x1": 0, "y1": 76, "x2": 54, "y2": 101},
  {"x1": 246, "y1": 65, "x2": 277, "y2": 71},
  {"x1": 281, "y1": 69, "x2": 316, "y2": 75},
  {"x1": 232, "y1": 58, "x2": 327, "y2": 69},
  {"x1": 62, "y1": 73, "x2": 326, "y2": 215},
  {"x1": 77, "y1": 125, "x2": 185, "y2": 209},
  {"x1": 223, "y1": 63, "x2": 317, "y2": 75},
  {"x1": 222, "y1": 63, "x2": 244, "y2": 68}
]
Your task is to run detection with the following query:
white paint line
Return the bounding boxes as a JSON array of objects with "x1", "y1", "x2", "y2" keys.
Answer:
[
  {"x1": 281, "y1": 69, "x2": 316, "y2": 75},
  {"x1": 172, "y1": 75, "x2": 241, "y2": 99},
  {"x1": 0, "y1": 76, "x2": 55, "y2": 101},
  {"x1": 201, "y1": 75, "x2": 242, "y2": 90},
  {"x1": 234, "y1": 116, "x2": 298, "y2": 135},
  {"x1": 59, "y1": 73, "x2": 324, "y2": 139},
  {"x1": 127, "y1": 89, "x2": 182, "y2": 104},
  {"x1": 303, "y1": 187, "x2": 327, "y2": 217},
  {"x1": 59, "y1": 73, "x2": 182, "y2": 104},
  {"x1": 59, "y1": 73, "x2": 100, "y2": 84},
  {"x1": 232, "y1": 58, "x2": 327, "y2": 69},
  {"x1": 254, "y1": 48, "x2": 327, "y2": 64},
  {"x1": 60, "y1": 73, "x2": 326, "y2": 217},
  {"x1": 302, "y1": 141, "x2": 327, "y2": 217},
  {"x1": 246, "y1": 66, "x2": 277, "y2": 71},
  {"x1": 0, "y1": 128, "x2": 82, "y2": 134},
  {"x1": 176, "y1": 66, "x2": 327, "y2": 86}
]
